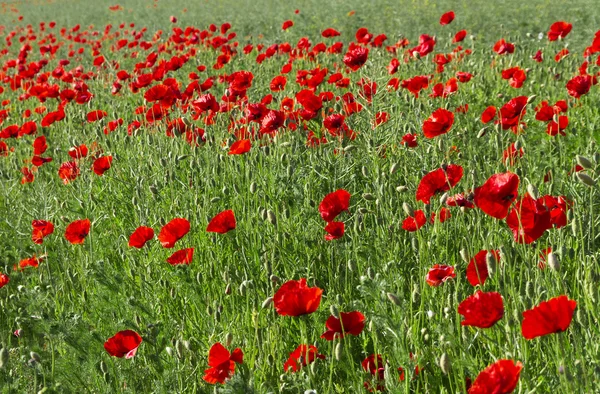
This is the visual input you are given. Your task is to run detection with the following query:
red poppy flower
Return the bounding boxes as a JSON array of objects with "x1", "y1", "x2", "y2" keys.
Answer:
[
  {"x1": 68, "y1": 144, "x2": 88, "y2": 159},
  {"x1": 284, "y1": 344, "x2": 325, "y2": 372},
  {"x1": 440, "y1": 11, "x2": 455, "y2": 25},
  {"x1": 506, "y1": 194, "x2": 552, "y2": 244},
  {"x1": 502, "y1": 143, "x2": 524, "y2": 165},
  {"x1": 324, "y1": 221, "x2": 345, "y2": 240},
  {"x1": 426, "y1": 264, "x2": 456, "y2": 286},
  {"x1": 554, "y1": 48, "x2": 569, "y2": 62},
  {"x1": 453, "y1": 30, "x2": 467, "y2": 43},
  {"x1": 0, "y1": 273, "x2": 8, "y2": 289},
  {"x1": 501, "y1": 67, "x2": 527, "y2": 88},
  {"x1": 322, "y1": 28, "x2": 341, "y2": 38},
  {"x1": 468, "y1": 359, "x2": 522, "y2": 394},
  {"x1": 87, "y1": 110, "x2": 107, "y2": 123},
  {"x1": 548, "y1": 21, "x2": 572, "y2": 41},
  {"x1": 281, "y1": 20, "x2": 293, "y2": 30},
  {"x1": 401, "y1": 133, "x2": 418, "y2": 147},
  {"x1": 33, "y1": 136, "x2": 48, "y2": 155},
  {"x1": 158, "y1": 218, "x2": 190, "y2": 248},
  {"x1": 32, "y1": 220, "x2": 54, "y2": 244},
  {"x1": 546, "y1": 115, "x2": 569, "y2": 136},
  {"x1": 410, "y1": 34, "x2": 436, "y2": 57},
  {"x1": 458, "y1": 290, "x2": 504, "y2": 328},
  {"x1": 362, "y1": 354, "x2": 386, "y2": 391},
  {"x1": 402, "y1": 210, "x2": 427, "y2": 232},
  {"x1": 481, "y1": 106, "x2": 497, "y2": 124},
  {"x1": 21, "y1": 167, "x2": 35, "y2": 184},
  {"x1": 422, "y1": 108, "x2": 454, "y2": 138},
  {"x1": 466, "y1": 250, "x2": 499, "y2": 286},
  {"x1": 0, "y1": 141, "x2": 9, "y2": 157},
  {"x1": 65, "y1": 219, "x2": 91, "y2": 245},
  {"x1": 104, "y1": 330, "x2": 142, "y2": 358},
  {"x1": 401, "y1": 75, "x2": 430, "y2": 98},
  {"x1": 430, "y1": 207, "x2": 452, "y2": 223},
  {"x1": 416, "y1": 164, "x2": 463, "y2": 204},
  {"x1": 343, "y1": 43, "x2": 369, "y2": 71},
  {"x1": 474, "y1": 172, "x2": 520, "y2": 219},
  {"x1": 273, "y1": 278, "x2": 322, "y2": 316},
  {"x1": 203, "y1": 342, "x2": 244, "y2": 384},
  {"x1": 166, "y1": 248, "x2": 194, "y2": 265},
  {"x1": 58, "y1": 161, "x2": 80, "y2": 184},
  {"x1": 128, "y1": 226, "x2": 154, "y2": 248},
  {"x1": 228, "y1": 139, "x2": 251, "y2": 155},
  {"x1": 538, "y1": 195, "x2": 570, "y2": 228},
  {"x1": 446, "y1": 193, "x2": 475, "y2": 208},
  {"x1": 498, "y1": 96, "x2": 528, "y2": 130},
  {"x1": 19, "y1": 255, "x2": 43, "y2": 269},
  {"x1": 493, "y1": 39, "x2": 515, "y2": 55},
  {"x1": 566, "y1": 75, "x2": 592, "y2": 99},
  {"x1": 321, "y1": 311, "x2": 365, "y2": 340},
  {"x1": 206, "y1": 210, "x2": 236, "y2": 234},
  {"x1": 456, "y1": 71, "x2": 473, "y2": 82},
  {"x1": 521, "y1": 295, "x2": 576, "y2": 339},
  {"x1": 93, "y1": 156, "x2": 113, "y2": 176},
  {"x1": 319, "y1": 189, "x2": 351, "y2": 222}
]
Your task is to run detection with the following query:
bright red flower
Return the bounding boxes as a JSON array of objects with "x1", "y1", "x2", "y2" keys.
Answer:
[
  {"x1": 68, "y1": 144, "x2": 88, "y2": 159},
  {"x1": 481, "y1": 106, "x2": 497, "y2": 124},
  {"x1": 19, "y1": 255, "x2": 43, "y2": 269},
  {"x1": 468, "y1": 359, "x2": 522, "y2": 394},
  {"x1": 281, "y1": 20, "x2": 293, "y2": 30},
  {"x1": 33, "y1": 136, "x2": 47, "y2": 155},
  {"x1": 128, "y1": 226, "x2": 154, "y2": 248},
  {"x1": 21, "y1": 167, "x2": 35, "y2": 184},
  {"x1": 319, "y1": 189, "x2": 351, "y2": 222},
  {"x1": 546, "y1": 115, "x2": 569, "y2": 136},
  {"x1": 474, "y1": 172, "x2": 520, "y2": 219},
  {"x1": 548, "y1": 21, "x2": 572, "y2": 41},
  {"x1": 466, "y1": 250, "x2": 499, "y2": 286},
  {"x1": 402, "y1": 210, "x2": 427, "y2": 232},
  {"x1": 32, "y1": 220, "x2": 54, "y2": 244},
  {"x1": 532, "y1": 50, "x2": 544, "y2": 62},
  {"x1": 521, "y1": 295, "x2": 576, "y2": 339},
  {"x1": 458, "y1": 290, "x2": 504, "y2": 328},
  {"x1": 322, "y1": 28, "x2": 341, "y2": 38},
  {"x1": 166, "y1": 248, "x2": 194, "y2": 265},
  {"x1": 499, "y1": 96, "x2": 528, "y2": 130},
  {"x1": 422, "y1": 108, "x2": 454, "y2": 138},
  {"x1": 343, "y1": 43, "x2": 369, "y2": 71},
  {"x1": 87, "y1": 110, "x2": 107, "y2": 123},
  {"x1": 493, "y1": 39, "x2": 515, "y2": 55},
  {"x1": 401, "y1": 75, "x2": 430, "y2": 98},
  {"x1": 401, "y1": 133, "x2": 418, "y2": 147},
  {"x1": 158, "y1": 218, "x2": 190, "y2": 248},
  {"x1": 0, "y1": 273, "x2": 8, "y2": 289},
  {"x1": 453, "y1": 30, "x2": 467, "y2": 43},
  {"x1": 228, "y1": 139, "x2": 251, "y2": 155},
  {"x1": 104, "y1": 330, "x2": 142, "y2": 358},
  {"x1": 501, "y1": 67, "x2": 527, "y2": 88},
  {"x1": 456, "y1": 71, "x2": 473, "y2": 82},
  {"x1": 430, "y1": 207, "x2": 452, "y2": 223},
  {"x1": 416, "y1": 164, "x2": 463, "y2": 204},
  {"x1": 321, "y1": 311, "x2": 365, "y2": 340},
  {"x1": 440, "y1": 11, "x2": 455, "y2": 25},
  {"x1": 426, "y1": 264, "x2": 456, "y2": 286},
  {"x1": 203, "y1": 342, "x2": 244, "y2": 384},
  {"x1": 58, "y1": 161, "x2": 80, "y2": 184},
  {"x1": 324, "y1": 221, "x2": 345, "y2": 241},
  {"x1": 410, "y1": 34, "x2": 436, "y2": 57},
  {"x1": 538, "y1": 195, "x2": 570, "y2": 228},
  {"x1": 566, "y1": 75, "x2": 592, "y2": 99},
  {"x1": 284, "y1": 345, "x2": 325, "y2": 372},
  {"x1": 506, "y1": 194, "x2": 552, "y2": 244},
  {"x1": 64, "y1": 219, "x2": 91, "y2": 245},
  {"x1": 206, "y1": 210, "x2": 236, "y2": 234},
  {"x1": 273, "y1": 278, "x2": 322, "y2": 316},
  {"x1": 92, "y1": 156, "x2": 112, "y2": 176}
]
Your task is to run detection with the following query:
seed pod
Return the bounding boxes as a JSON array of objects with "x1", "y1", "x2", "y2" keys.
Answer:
[
  {"x1": 387, "y1": 292, "x2": 401, "y2": 306},
  {"x1": 267, "y1": 210, "x2": 277, "y2": 225},
  {"x1": 363, "y1": 193, "x2": 375, "y2": 201},
  {"x1": 576, "y1": 155, "x2": 594, "y2": 170},
  {"x1": 262, "y1": 297, "x2": 273, "y2": 309},
  {"x1": 390, "y1": 163, "x2": 398, "y2": 174},
  {"x1": 440, "y1": 353, "x2": 451, "y2": 375},
  {"x1": 330, "y1": 305, "x2": 339, "y2": 319},
  {"x1": 402, "y1": 202, "x2": 414, "y2": 217},
  {"x1": 547, "y1": 252, "x2": 560, "y2": 271},
  {"x1": 225, "y1": 333, "x2": 233, "y2": 347},
  {"x1": 576, "y1": 172, "x2": 596, "y2": 186},
  {"x1": 335, "y1": 342, "x2": 343, "y2": 361}
]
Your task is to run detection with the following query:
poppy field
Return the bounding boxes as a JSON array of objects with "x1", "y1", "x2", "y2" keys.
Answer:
[{"x1": 1, "y1": 0, "x2": 600, "y2": 392}]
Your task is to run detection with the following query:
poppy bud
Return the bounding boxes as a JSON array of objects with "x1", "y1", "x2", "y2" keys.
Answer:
[
  {"x1": 260, "y1": 208, "x2": 267, "y2": 221},
  {"x1": 239, "y1": 282, "x2": 247, "y2": 296},
  {"x1": 459, "y1": 249, "x2": 469, "y2": 263},
  {"x1": 390, "y1": 163, "x2": 398, "y2": 174},
  {"x1": 363, "y1": 193, "x2": 375, "y2": 201},
  {"x1": 440, "y1": 353, "x2": 451, "y2": 375},
  {"x1": 267, "y1": 210, "x2": 277, "y2": 225},
  {"x1": 514, "y1": 138, "x2": 523, "y2": 151},
  {"x1": 175, "y1": 340, "x2": 184, "y2": 358},
  {"x1": 526, "y1": 184, "x2": 538, "y2": 199},
  {"x1": 396, "y1": 185, "x2": 408, "y2": 192},
  {"x1": 387, "y1": 292, "x2": 401, "y2": 306},
  {"x1": 358, "y1": 207, "x2": 368, "y2": 214},
  {"x1": 250, "y1": 182, "x2": 257, "y2": 193},
  {"x1": 486, "y1": 252, "x2": 497, "y2": 276},
  {"x1": 262, "y1": 296, "x2": 273, "y2": 309},
  {"x1": 330, "y1": 305, "x2": 339, "y2": 318},
  {"x1": 344, "y1": 145, "x2": 356, "y2": 152},
  {"x1": 225, "y1": 333, "x2": 233, "y2": 347},
  {"x1": 159, "y1": 158, "x2": 167, "y2": 167},
  {"x1": 347, "y1": 260, "x2": 356, "y2": 271},
  {"x1": 526, "y1": 95, "x2": 537, "y2": 105},
  {"x1": 367, "y1": 267, "x2": 375, "y2": 280},
  {"x1": 30, "y1": 351, "x2": 41, "y2": 363},
  {"x1": 576, "y1": 155, "x2": 594, "y2": 170},
  {"x1": 477, "y1": 127, "x2": 487, "y2": 138},
  {"x1": 525, "y1": 281, "x2": 534, "y2": 298},
  {"x1": 547, "y1": 252, "x2": 560, "y2": 271},
  {"x1": 576, "y1": 172, "x2": 596, "y2": 186},
  {"x1": 165, "y1": 347, "x2": 174, "y2": 357},
  {"x1": 439, "y1": 192, "x2": 449, "y2": 205},
  {"x1": 196, "y1": 272, "x2": 202, "y2": 285},
  {"x1": 412, "y1": 51, "x2": 421, "y2": 59},
  {"x1": 335, "y1": 342, "x2": 343, "y2": 361},
  {"x1": 361, "y1": 166, "x2": 369, "y2": 178},
  {"x1": 100, "y1": 360, "x2": 108, "y2": 374},
  {"x1": 0, "y1": 347, "x2": 8, "y2": 369},
  {"x1": 576, "y1": 308, "x2": 586, "y2": 325},
  {"x1": 402, "y1": 202, "x2": 414, "y2": 217},
  {"x1": 270, "y1": 275, "x2": 280, "y2": 283},
  {"x1": 224, "y1": 284, "x2": 231, "y2": 295},
  {"x1": 437, "y1": 138, "x2": 444, "y2": 152}
]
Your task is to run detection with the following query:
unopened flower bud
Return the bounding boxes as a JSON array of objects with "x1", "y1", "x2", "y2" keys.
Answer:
[
  {"x1": 387, "y1": 292, "x2": 401, "y2": 306},
  {"x1": 576, "y1": 155, "x2": 594, "y2": 170},
  {"x1": 440, "y1": 353, "x2": 451, "y2": 375},
  {"x1": 547, "y1": 252, "x2": 560, "y2": 271},
  {"x1": 576, "y1": 172, "x2": 595, "y2": 186}
]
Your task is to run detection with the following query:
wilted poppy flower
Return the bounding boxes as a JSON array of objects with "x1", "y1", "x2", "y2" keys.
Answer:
[
  {"x1": 466, "y1": 250, "x2": 499, "y2": 286},
  {"x1": 93, "y1": 156, "x2": 113, "y2": 176},
  {"x1": 228, "y1": 139, "x2": 251, "y2": 155},
  {"x1": 203, "y1": 342, "x2": 244, "y2": 384},
  {"x1": 0, "y1": 273, "x2": 8, "y2": 289},
  {"x1": 128, "y1": 226, "x2": 154, "y2": 248},
  {"x1": 343, "y1": 43, "x2": 369, "y2": 71},
  {"x1": 321, "y1": 311, "x2": 365, "y2": 340},
  {"x1": 566, "y1": 75, "x2": 592, "y2": 99},
  {"x1": 319, "y1": 189, "x2": 351, "y2": 222},
  {"x1": 468, "y1": 359, "x2": 522, "y2": 394},
  {"x1": 422, "y1": 108, "x2": 454, "y2": 138},
  {"x1": 58, "y1": 161, "x2": 80, "y2": 184},
  {"x1": 521, "y1": 295, "x2": 576, "y2": 339},
  {"x1": 458, "y1": 290, "x2": 504, "y2": 328},
  {"x1": 474, "y1": 172, "x2": 520, "y2": 219},
  {"x1": 65, "y1": 219, "x2": 91, "y2": 245},
  {"x1": 104, "y1": 330, "x2": 142, "y2": 358},
  {"x1": 416, "y1": 164, "x2": 463, "y2": 204},
  {"x1": 324, "y1": 221, "x2": 345, "y2": 240},
  {"x1": 273, "y1": 278, "x2": 322, "y2": 316},
  {"x1": 440, "y1": 11, "x2": 455, "y2": 25},
  {"x1": 548, "y1": 21, "x2": 572, "y2": 41},
  {"x1": 402, "y1": 210, "x2": 427, "y2": 232},
  {"x1": 506, "y1": 194, "x2": 552, "y2": 244},
  {"x1": 284, "y1": 345, "x2": 325, "y2": 372},
  {"x1": 32, "y1": 220, "x2": 54, "y2": 244},
  {"x1": 158, "y1": 218, "x2": 190, "y2": 248},
  {"x1": 426, "y1": 264, "x2": 456, "y2": 286},
  {"x1": 167, "y1": 248, "x2": 194, "y2": 265},
  {"x1": 493, "y1": 39, "x2": 515, "y2": 55},
  {"x1": 207, "y1": 210, "x2": 236, "y2": 233}
]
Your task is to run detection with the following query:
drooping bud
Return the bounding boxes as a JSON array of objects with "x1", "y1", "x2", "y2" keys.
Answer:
[
  {"x1": 402, "y1": 202, "x2": 414, "y2": 217},
  {"x1": 262, "y1": 297, "x2": 273, "y2": 309},
  {"x1": 387, "y1": 292, "x2": 401, "y2": 306},
  {"x1": 576, "y1": 155, "x2": 594, "y2": 170},
  {"x1": 576, "y1": 172, "x2": 596, "y2": 186},
  {"x1": 440, "y1": 353, "x2": 451, "y2": 375},
  {"x1": 547, "y1": 252, "x2": 560, "y2": 271}
]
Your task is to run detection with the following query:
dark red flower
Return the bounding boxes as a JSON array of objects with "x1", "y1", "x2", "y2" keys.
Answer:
[
  {"x1": 468, "y1": 359, "x2": 522, "y2": 394},
  {"x1": 65, "y1": 219, "x2": 91, "y2": 245},
  {"x1": 416, "y1": 164, "x2": 463, "y2": 204},
  {"x1": 319, "y1": 189, "x2": 351, "y2": 222},
  {"x1": 493, "y1": 39, "x2": 515, "y2": 55},
  {"x1": 32, "y1": 220, "x2": 54, "y2": 244},
  {"x1": 506, "y1": 194, "x2": 552, "y2": 244},
  {"x1": 284, "y1": 345, "x2": 325, "y2": 372},
  {"x1": 68, "y1": 144, "x2": 88, "y2": 159},
  {"x1": 321, "y1": 311, "x2": 365, "y2": 340},
  {"x1": 426, "y1": 264, "x2": 456, "y2": 286},
  {"x1": 466, "y1": 250, "x2": 499, "y2": 286},
  {"x1": 521, "y1": 295, "x2": 576, "y2": 339},
  {"x1": 566, "y1": 75, "x2": 592, "y2": 99},
  {"x1": 58, "y1": 161, "x2": 80, "y2": 184},
  {"x1": 538, "y1": 195, "x2": 570, "y2": 228},
  {"x1": 474, "y1": 172, "x2": 520, "y2": 219},
  {"x1": 273, "y1": 278, "x2": 322, "y2": 316},
  {"x1": 446, "y1": 193, "x2": 475, "y2": 208},
  {"x1": 166, "y1": 248, "x2": 194, "y2": 265},
  {"x1": 362, "y1": 354, "x2": 386, "y2": 391},
  {"x1": 206, "y1": 210, "x2": 236, "y2": 234},
  {"x1": 158, "y1": 218, "x2": 190, "y2": 248},
  {"x1": 128, "y1": 226, "x2": 154, "y2": 248},
  {"x1": 343, "y1": 43, "x2": 369, "y2": 71},
  {"x1": 324, "y1": 221, "x2": 345, "y2": 241},
  {"x1": 422, "y1": 108, "x2": 454, "y2": 138},
  {"x1": 402, "y1": 210, "x2": 427, "y2": 232},
  {"x1": 458, "y1": 290, "x2": 504, "y2": 328},
  {"x1": 203, "y1": 342, "x2": 243, "y2": 384},
  {"x1": 548, "y1": 21, "x2": 572, "y2": 41},
  {"x1": 228, "y1": 139, "x2": 251, "y2": 155},
  {"x1": 499, "y1": 96, "x2": 528, "y2": 130},
  {"x1": 440, "y1": 11, "x2": 455, "y2": 25},
  {"x1": 93, "y1": 156, "x2": 113, "y2": 176},
  {"x1": 104, "y1": 330, "x2": 142, "y2": 358},
  {"x1": 532, "y1": 50, "x2": 544, "y2": 62},
  {"x1": 401, "y1": 133, "x2": 418, "y2": 147}
]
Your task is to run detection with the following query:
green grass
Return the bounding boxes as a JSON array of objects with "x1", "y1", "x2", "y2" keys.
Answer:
[{"x1": 1, "y1": 0, "x2": 600, "y2": 393}]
